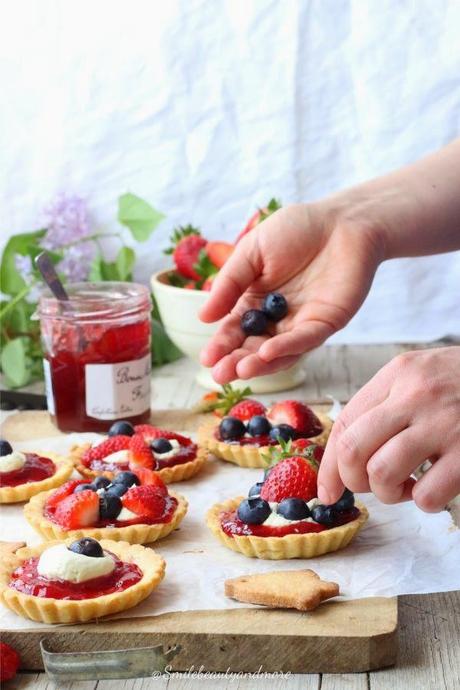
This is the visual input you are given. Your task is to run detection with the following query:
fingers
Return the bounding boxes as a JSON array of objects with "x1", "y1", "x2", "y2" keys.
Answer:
[
  {"x1": 236, "y1": 353, "x2": 300, "y2": 380},
  {"x1": 198, "y1": 237, "x2": 260, "y2": 323},
  {"x1": 258, "y1": 321, "x2": 335, "y2": 361},
  {"x1": 200, "y1": 313, "x2": 245, "y2": 368},
  {"x1": 412, "y1": 453, "x2": 460, "y2": 512}
]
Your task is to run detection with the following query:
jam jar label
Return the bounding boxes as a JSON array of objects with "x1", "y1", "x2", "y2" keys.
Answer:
[
  {"x1": 85, "y1": 354, "x2": 151, "y2": 420},
  {"x1": 42, "y1": 359, "x2": 56, "y2": 415}
]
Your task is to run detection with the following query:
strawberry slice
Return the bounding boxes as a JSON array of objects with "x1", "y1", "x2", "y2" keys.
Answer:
[
  {"x1": 133, "y1": 467, "x2": 168, "y2": 495},
  {"x1": 45, "y1": 479, "x2": 90, "y2": 510},
  {"x1": 229, "y1": 399, "x2": 266, "y2": 421},
  {"x1": 122, "y1": 485, "x2": 166, "y2": 519},
  {"x1": 128, "y1": 433, "x2": 154, "y2": 469},
  {"x1": 83, "y1": 436, "x2": 132, "y2": 464},
  {"x1": 54, "y1": 490, "x2": 100, "y2": 529},
  {"x1": 260, "y1": 455, "x2": 318, "y2": 503},
  {"x1": 267, "y1": 400, "x2": 322, "y2": 437},
  {"x1": 205, "y1": 241, "x2": 234, "y2": 268}
]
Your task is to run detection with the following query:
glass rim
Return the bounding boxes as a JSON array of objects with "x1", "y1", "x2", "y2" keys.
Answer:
[{"x1": 36, "y1": 281, "x2": 151, "y2": 322}]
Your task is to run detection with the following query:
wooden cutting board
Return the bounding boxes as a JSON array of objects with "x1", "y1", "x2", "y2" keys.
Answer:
[{"x1": 0, "y1": 406, "x2": 397, "y2": 674}]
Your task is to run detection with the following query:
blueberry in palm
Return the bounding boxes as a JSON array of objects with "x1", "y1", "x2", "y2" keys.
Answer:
[
  {"x1": 241, "y1": 309, "x2": 268, "y2": 336},
  {"x1": 262, "y1": 293, "x2": 288, "y2": 322}
]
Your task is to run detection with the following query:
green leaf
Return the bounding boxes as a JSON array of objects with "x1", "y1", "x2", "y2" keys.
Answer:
[
  {"x1": 118, "y1": 193, "x2": 165, "y2": 242},
  {"x1": 0, "y1": 229, "x2": 46, "y2": 295},
  {"x1": 115, "y1": 247, "x2": 136, "y2": 281},
  {"x1": 88, "y1": 255, "x2": 103, "y2": 281},
  {"x1": 151, "y1": 318, "x2": 183, "y2": 367},
  {"x1": 0, "y1": 338, "x2": 29, "y2": 388}
]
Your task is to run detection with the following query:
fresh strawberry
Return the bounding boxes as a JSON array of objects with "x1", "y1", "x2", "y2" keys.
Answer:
[
  {"x1": 195, "y1": 383, "x2": 253, "y2": 417},
  {"x1": 229, "y1": 399, "x2": 266, "y2": 421},
  {"x1": 202, "y1": 274, "x2": 216, "y2": 291},
  {"x1": 206, "y1": 241, "x2": 234, "y2": 268},
  {"x1": 54, "y1": 490, "x2": 100, "y2": 529},
  {"x1": 164, "y1": 225, "x2": 207, "y2": 280},
  {"x1": 0, "y1": 642, "x2": 20, "y2": 682},
  {"x1": 128, "y1": 433, "x2": 154, "y2": 469},
  {"x1": 83, "y1": 436, "x2": 132, "y2": 463},
  {"x1": 267, "y1": 400, "x2": 322, "y2": 437},
  {"x1": 292, "y1": 438, "x2": 324, "y2": 462},
  {"x1": 260, "y1": 455, "x2": 318, "y2": 502},
  {"x1": 45, "y1": 479, "x2": 89, "y2": 510},
  {"x1": 184, "y1": 280, "x2": 198, "y2": 289},
  {"x1": 235, "y1": 198, "x2": 282, "y2": 243},
  {"x1": 133, "y1": 467, "x2": 168, "y2": 495},
  {"x1": 122, "y1": 485, "x2": 166, "y2": 519}
]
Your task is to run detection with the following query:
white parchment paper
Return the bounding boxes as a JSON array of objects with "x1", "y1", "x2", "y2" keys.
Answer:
[{"x1": 0, "y1": 433, "x2": 459, "y2": 630}]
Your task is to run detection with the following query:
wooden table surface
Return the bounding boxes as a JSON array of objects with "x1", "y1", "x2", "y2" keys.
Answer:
[{"x1": 3, "y1": 344, "x2": 459, "y2": 690}]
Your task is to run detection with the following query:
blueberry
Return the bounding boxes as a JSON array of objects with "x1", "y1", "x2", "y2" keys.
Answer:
[
  {"x1": 248, "y1": 482, "x2": 264, "y2": 497},
  {"x1": 108, "y1": 420, "x2": 135, "y2": 437},
  {"x1": 333, "y1": 489, "x2": 355, "y2": 511},
  {"x1": 0, "y1": 440, "x2": 13, "y2": 456},
  {"x1": 93, "y1": 476, "x2": 111, "y2": 490},
  {"x1": 269, "y1": 424, "x2": 296, "y2": 442},
  {"x1": 151, "y1": 438, "x2": 173, "y2": 454},
  {"x1": 106, "y1": 484, "x2": 129, "y2": 498},
  {"x1": 112, "y1": 471, "x2": 140, "y2": 487},
  {"x1": 237, "y1": 497, "x2": 271, "y2": 525},
  {"x1": 99, "y1": 493, "x2": 122, "y2": 520},
  {"x1": 262, "y1": 292, "x2": 288, "y2": 322},
  {"x1": 247, "y1": 415, "x2": 272, "y2": 437},
  {"x1": 311, "y1": 505, "x2": 337, "y2": 526},
  {"x1": 241, "y1": 309, "x2": 268, "y2": 336},
  {"x1": 277, "y1": 498, "x2": 311, "y2": 520},
  {"x1": 219, "y1": 416, "x2": 246, "y2": 441},
  {"x1": 68, "y1": 537, "x2": 103, "y2": 558},
  {"x1": 74, "y1": 483, "x2": 97, "y2": 493}
]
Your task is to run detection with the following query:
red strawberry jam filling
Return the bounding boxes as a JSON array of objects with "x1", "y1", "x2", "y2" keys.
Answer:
[
  {"x1": 220, "y1": 506, "x2": 360, "y2": 538},
  {"x1": 0, "y1": 454, "x2": 55, "y2": 488},
  {"x1": 9, "y1": 552, "x2": 141, "y2": 600},
  {"x1": 83, "y1": 445, "x2": 196, "y2": 473},
  {"x1": 215, "y1": 431, "x2": 280, "y2": 447}
]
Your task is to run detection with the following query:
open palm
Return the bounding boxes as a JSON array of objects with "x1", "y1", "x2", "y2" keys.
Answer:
[{"x1": 199, "y1": 203, "x2": 383, "y2": 383}]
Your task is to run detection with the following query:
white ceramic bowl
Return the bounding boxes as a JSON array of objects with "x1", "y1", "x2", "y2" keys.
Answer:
[{"x1": 151, "y1": 269, "x2": 305, "y2": 393}]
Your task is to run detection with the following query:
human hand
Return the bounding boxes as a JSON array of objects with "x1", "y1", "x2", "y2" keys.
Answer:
[
  {"x1": 199, "y1": 202, "x2": 384, "y2": 383},
  {"x1": 317, "y1": 347, "x2": 460, "y2": 512}
]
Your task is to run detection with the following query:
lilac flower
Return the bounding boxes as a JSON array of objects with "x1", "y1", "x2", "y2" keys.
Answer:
[
  {"x1": 41, "y1": 193, "x2": 92, "y2": 250},
  {"x1": 56, "y1": 241, "x2": 95, "y2": 283}
]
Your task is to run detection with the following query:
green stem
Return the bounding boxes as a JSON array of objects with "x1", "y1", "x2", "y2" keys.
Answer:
[
  {"x1": 0, "y1": 285, "x2": 32, "y2": 321},
  {"x1": 60, "y1": 232, "x2": 124, "y2": 249}
]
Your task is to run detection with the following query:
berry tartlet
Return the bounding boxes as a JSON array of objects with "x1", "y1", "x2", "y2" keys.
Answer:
[
  {"x1": 24, "y1": 470, "x2": 187, "y2": 545},
  {"x1": 206, "y1": 440, "x2": 368, "y2": 559},
  {"x1": 0, "y1": 439, "x2": 73, "y2": 504},
  {"x1": 0, "y1": 537, "x2": 165, "y2": 624},
  {"x1": 71, "y1": 420, "x2": 207, "y2": 484},
  {"x1": 198, "y1": 399, "x2": 332, "y2": 468}
]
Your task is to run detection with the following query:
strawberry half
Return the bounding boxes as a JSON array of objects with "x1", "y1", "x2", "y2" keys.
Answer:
[
  {"x1": 229, "y1": 399, "x2": 266, "y2": 421},
  {"x1": 122, "y1": 485, "x2": 166, "y2": 519},
  {"x1": 133, "y1": 467, "x2": 168, "y2": 495},
  {"x1": 206, "y1": 241, "x2": 234, "y2": 268},
  {"x1": 83, "y1": 436, "x2": 132, "y2": 464},
  {"x1": 54, "y1": 490, "x2": 100, "y2": 529},
  {"x1": 260, "y1": 455, "x2": 318, "y2": 503},
  {"x1": 128, "y1": 433, "x2": 154, "y2": 469},
  {"x1": 267, "y1": 400, "x2": 322, "y2": 437},
  {"x1": 45, "y1": 479, "x2": 90, "y2": 510}
]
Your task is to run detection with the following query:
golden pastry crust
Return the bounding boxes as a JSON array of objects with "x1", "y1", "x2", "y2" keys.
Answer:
[
  {"x1": 0, "y1": 539, "x2": 165, "y2": 624},
  {"x1": 198, "y1": 410, "x2": 332, "y2": 469},
  {"x1": 24, "y1": 489, "x2": 188, "y2": 544},
  {"x1": 71, "y1": 443, "x2": 207, "y2": 484},
  {"x1": 206, "y1": 497, "x2": 368, "y2": 559},
  {"x1": 0, "y1": 453, "x2": 74, "y2": 504}
]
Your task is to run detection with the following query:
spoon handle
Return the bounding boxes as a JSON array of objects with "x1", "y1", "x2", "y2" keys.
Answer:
[{"x1": 35, "y1": 252, "x2": 70, "y2": 301}]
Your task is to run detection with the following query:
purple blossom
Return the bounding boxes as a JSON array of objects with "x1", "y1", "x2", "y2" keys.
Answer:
[
  {"x1": 41, "y1": 193, "x2": 92, "y2": 250},
  {"x1": 56, "y1": 241, "x2": 95, "y2": 283}
]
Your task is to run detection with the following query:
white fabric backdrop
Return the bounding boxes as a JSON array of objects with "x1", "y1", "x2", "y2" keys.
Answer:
[{"x1": 1, "y1": 0, "x2": 459, "y2": 342}]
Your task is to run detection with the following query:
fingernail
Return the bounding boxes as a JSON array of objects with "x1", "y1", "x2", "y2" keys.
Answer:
[{"x1": 318, "y1": 485, "x2": 330, "y2": 505}]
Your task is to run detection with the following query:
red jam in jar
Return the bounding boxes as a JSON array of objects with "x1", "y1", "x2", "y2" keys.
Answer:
[{"x1": 38, "y1": 282, "x2": 152, "y2": 433}]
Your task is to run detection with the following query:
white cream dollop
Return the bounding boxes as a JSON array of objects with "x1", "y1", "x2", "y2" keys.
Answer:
[
  {"x1": 0, "y1": 451, "x2": 26, "y2": 473},
  {"x1": 116, "y1": 506, "x2": 139, "y2": 521},
  {"x1": 103, "y1": 449, "x2": 130, "y2": 465},
  {"x1": 153, "y1": 438, "x2": 181, "y2": 460},
  {"x1": 37, "y1": 544, "x2": 115, "y2": 583},
  {"x1": 262, "y1": 499, "x2": 318, "y2": 526}
]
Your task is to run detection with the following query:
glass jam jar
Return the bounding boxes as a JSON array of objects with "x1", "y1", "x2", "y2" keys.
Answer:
[{"x1": 38, "y1": 282, "x2": 152, "y2": 432}]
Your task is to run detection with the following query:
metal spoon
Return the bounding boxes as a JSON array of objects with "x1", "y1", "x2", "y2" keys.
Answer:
[{"x1": 35, "y1": 251, "x2": 70, "y2": 302}]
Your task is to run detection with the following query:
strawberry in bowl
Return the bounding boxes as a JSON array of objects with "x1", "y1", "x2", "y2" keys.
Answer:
[
  {"x1": 70, "y1": 420, "x2": 207, "y2": 484},
  {"x1": 24, "y1": 469, "x2": 188, "y2": 545},
  {"x1": 198, "y1": 394, "x2": 332, "y2": 468},
  {"x1": 207, "y1": 440, "x2": 368, "y2": 559}
]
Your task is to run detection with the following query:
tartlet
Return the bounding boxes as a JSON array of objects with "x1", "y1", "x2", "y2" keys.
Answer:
[
  {"x1": 0, "y1": 538, "x2": 165, "y2": 624},
  {"x1": 0, "y1": 451, "x2": 74, "y2": 504}
]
